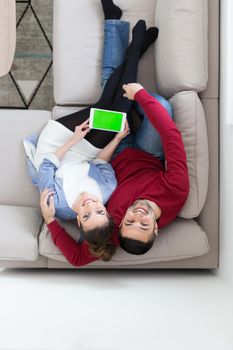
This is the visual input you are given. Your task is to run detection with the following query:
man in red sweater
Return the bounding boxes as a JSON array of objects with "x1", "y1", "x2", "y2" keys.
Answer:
[
  {"x1": 107, "y1": 83, "x2": 189, "y2": 255},
  {"x1": 40, "y1": 83, "x2": 189, "y2": 265}
]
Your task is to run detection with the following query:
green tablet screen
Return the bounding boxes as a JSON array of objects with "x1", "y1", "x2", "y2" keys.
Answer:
[{"x1": 92, "y1": 109, "x2": 124, "y2": 132}]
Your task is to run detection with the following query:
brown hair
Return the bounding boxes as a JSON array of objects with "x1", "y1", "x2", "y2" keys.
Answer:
[{"x1": 80, "y1": 217, "x2": 116, "y2": 262}]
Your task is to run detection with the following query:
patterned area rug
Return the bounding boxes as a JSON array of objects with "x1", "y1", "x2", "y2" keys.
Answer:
[{"x1": 0, "y1": 0, "x2": 54, "y2": 110}]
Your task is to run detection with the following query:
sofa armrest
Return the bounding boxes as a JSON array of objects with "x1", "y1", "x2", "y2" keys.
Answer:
[{"x1": 0, "y1": 205, "x2": 42, "y2": 261}]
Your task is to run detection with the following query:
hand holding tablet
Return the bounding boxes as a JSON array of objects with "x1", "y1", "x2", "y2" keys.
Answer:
[{"x1": 89, "y1": 108, "x2": 126, "y2": 132}]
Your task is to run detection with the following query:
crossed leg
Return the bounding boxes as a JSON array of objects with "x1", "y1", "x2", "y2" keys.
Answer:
[{"x1": 57, "y1": 20, "x2": 158, "y2": 148}]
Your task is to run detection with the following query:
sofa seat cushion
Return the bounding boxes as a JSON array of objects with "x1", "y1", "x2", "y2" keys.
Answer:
[
  {"x1": 39, "y1": 218, "x2": 209, "y2": 266},
  {"x1": 0, "y1": 205, "x2": 42, "y2": 261},
  {"x1": 0, "y1": 109, "x2": 51, "y2": 207},
  {"x1": 52, "y1": 106, "x2": 84, "y2": 120}
]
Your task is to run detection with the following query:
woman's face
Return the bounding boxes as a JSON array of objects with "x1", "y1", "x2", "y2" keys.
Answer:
[{"x1": 76, "y1": 192, "x2": 109, "y2": 231}]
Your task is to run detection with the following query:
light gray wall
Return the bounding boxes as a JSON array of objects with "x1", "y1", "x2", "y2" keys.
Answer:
[{"x1": 219, "y1": 0, "x2": 233, "y2": 285}]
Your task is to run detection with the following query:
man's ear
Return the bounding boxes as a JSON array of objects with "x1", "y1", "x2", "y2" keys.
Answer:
[
  {"x1": 154, "y1": 222, "x2": 158, "y2": 237},
  {"x1": 77, "y1": 215, "x2": 80, "y2": 227},
  {"x1": 119, "y1": 211, "x2": 128, "y2": 228}
]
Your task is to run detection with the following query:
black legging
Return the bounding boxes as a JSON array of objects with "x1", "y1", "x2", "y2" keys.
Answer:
[{"x1": 57, "y1": 20, "x2": 146, "y2": 148}]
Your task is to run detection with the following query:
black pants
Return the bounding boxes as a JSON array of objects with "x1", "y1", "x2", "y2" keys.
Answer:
[{"x1": 57, "y1": 20, "x2": 146, "y2": 149}]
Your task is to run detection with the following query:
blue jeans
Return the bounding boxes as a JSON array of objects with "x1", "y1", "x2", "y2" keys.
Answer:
[
  {"x1": 102, "y1": 20, "x2": 130, "y2": 87},
  {"x1": 102, "y1": 20, "x2": 173, "y2": 160}
]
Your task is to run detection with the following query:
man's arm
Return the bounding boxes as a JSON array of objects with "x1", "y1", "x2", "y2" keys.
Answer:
[
  {"x1": 47, "y1": 220, "x2": 98, "y2": 266},
  {"x1": 40, "y1": 189, "x2": 98, "y2": 266},
  {"x1": 123, "y1": 83, "x2": 189, "y2": 194},
  {"x1": 123, "y1": 83, "x2": 177, "y2": 137}
]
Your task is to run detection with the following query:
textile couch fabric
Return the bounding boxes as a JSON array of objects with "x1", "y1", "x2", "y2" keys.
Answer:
[{"x1": 0, "y1": 0, "x2": 219, "y2": 269}]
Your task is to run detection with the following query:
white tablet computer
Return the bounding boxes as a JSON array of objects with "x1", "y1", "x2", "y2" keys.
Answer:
[{"x1": 89, "y1": 108, "x2": 126, "y2": 132}]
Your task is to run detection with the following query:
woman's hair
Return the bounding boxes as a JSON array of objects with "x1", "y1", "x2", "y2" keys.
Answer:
[{"x1": 80, "y1": 217, "x2": 116, "y2": 262}]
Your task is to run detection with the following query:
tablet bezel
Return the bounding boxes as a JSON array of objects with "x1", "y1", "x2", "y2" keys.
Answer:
[{"x1": 89, "y1": 108, "x2": 126, "y2": 132}]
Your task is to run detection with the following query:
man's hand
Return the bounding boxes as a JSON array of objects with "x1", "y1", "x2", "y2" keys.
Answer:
[
  {"x1": 115, "y1": 120, "x2": 130, "y2": 141},
  {"x1": 122, "y1": 83, "x2": 144, "y2": 100},
  {"x1": 40, "y1": 189, "x2": 55, "y2": 225},
  {"x1": 72, "y1": 119, "x2": 90, "y2": 144}
]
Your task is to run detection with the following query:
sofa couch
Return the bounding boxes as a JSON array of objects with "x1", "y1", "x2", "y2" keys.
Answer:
[{"x1": 0, "y1": 0, "x2": 219, "y2": 269}]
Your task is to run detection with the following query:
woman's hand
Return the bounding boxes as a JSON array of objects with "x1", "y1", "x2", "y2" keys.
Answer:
[
  {"x1": 40, "y1": 189, "x2": 56, "y2": 225},
  {"x1": 96, "y1": 121, "x2": 130, "y2": 162},
  {"x1": 72, "y1": 119, "x2": 90, "y2": 144},
  {"x1": 54, "y1": 119, "x2": 90, "y2": 161},
  {"x1": 115, "y1": 120, "x2": 130, "y2": 141},
  {"x1": 122, "y1": 83, "x2": 144, "y2": 100}
]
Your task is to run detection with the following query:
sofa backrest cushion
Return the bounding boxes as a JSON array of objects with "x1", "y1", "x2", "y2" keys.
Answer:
[
  {"x1": 53, "y1": 0, "x2": 207, "y2": 105},
  {"x1": 169, "y1": 91, "x2": 209, "y2": 218},
  {"x1": 53, "y1": 0, "x2": 158, "y2": 105},
  {"x1": 154, "y1": 0, "x2": 208, "y2": 98}
]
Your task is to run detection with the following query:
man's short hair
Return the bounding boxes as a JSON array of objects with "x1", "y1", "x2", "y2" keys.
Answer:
[{"x1": 118, "y1": 229, "x2": 155, "y2": 255}]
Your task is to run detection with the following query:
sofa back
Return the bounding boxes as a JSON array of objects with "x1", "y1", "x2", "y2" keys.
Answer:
[{"x1": 53, "y1": 0, "x2": 208, "y2": 104}]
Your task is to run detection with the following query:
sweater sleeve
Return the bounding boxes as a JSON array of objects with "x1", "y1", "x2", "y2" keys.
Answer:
[
  {"x1": 135, "y1": 89, "x2": 189, "y2": 194},
  {"x1": 47, "y1": 220, "x2": 98, "y2": 266}
]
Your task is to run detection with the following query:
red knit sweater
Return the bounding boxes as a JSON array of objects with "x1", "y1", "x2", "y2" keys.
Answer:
[
  {"x1": 108, "y1": 89, "x2": 189, "y2": 228},
  {"x1": 47, "y1": 89, "x2": 189, "y2": 266}
]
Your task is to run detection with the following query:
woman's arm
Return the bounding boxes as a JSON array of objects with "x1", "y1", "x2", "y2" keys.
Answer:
[
  {"x1": 55, "y1": 119, "x2": 90, "y2": 161},
  {"x1": 96, "y1": 121, "x2": 130, "y2": 162},
  {"x1": 38, "y1": 120, "x2": 90, "y2": 192},
  {"x1": 40, "y1": 188, "x2": 56, "y2": 224},
  {"x1": 38, "y1": 158, "x2": 58, "y2": 194}
]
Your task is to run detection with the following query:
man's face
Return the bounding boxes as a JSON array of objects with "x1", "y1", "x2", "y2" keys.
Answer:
[
  {"x1": 76, "y1": 192, "x2": 109, "y2": 231},
  {"x1": 120, "y1": 200, "x2": 158, "y2": 242}
]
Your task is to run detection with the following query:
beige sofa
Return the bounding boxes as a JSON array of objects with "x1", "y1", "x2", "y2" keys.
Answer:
[{"x1": 0, "y1": 0, "x2": 219, "y2": 269}]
